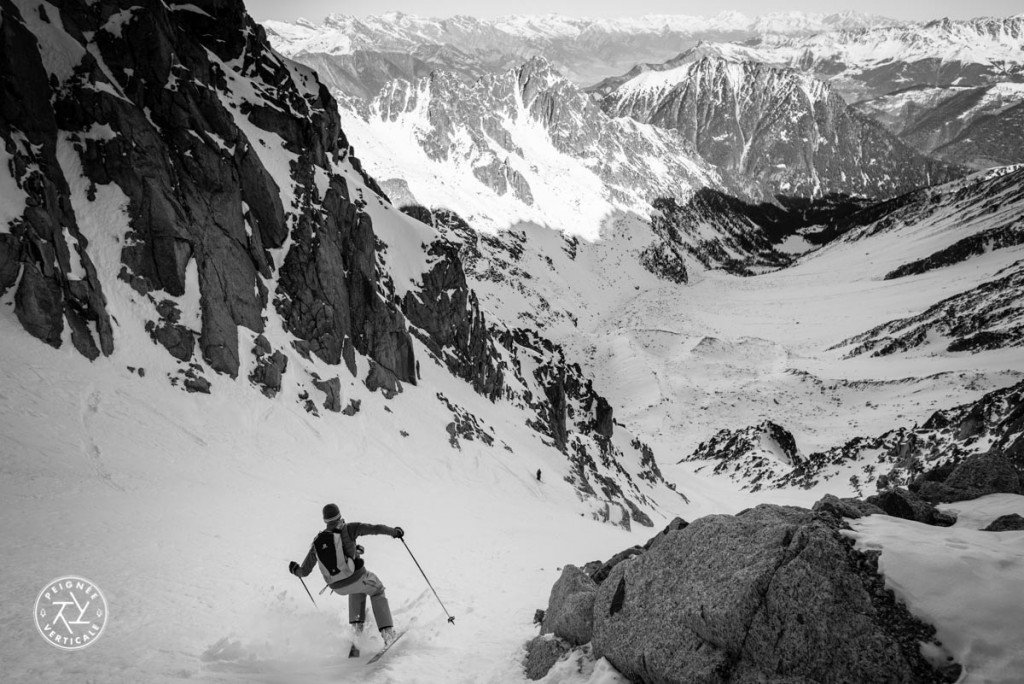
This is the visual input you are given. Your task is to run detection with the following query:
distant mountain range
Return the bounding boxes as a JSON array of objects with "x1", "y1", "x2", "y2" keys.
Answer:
[
  {"x1": 264, "y1": 11, "x2": 903, "y2": 87},
  {"x1": 268, "y1": 11, "x2": 1024, "y2": 206},
  {"x1": 593, "y1": 50, "x2": 962, "y2": 198}
]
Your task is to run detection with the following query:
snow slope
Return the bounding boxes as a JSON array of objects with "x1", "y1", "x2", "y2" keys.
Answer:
[
  {"x1": 340, "y1": 59, "x2": 720, "y2": 238},
  {"x1": 849, "y1": 495, "x2": 1024, "y2": 683},
  {"x1": 417, "y1": 168, "x2": 1024, "y2": 491},
  {"x1": 0, "y1": 281, "x2": 861, "y2": 684},
  {"x1": 2, "y1": 4, "x2": 1024, "y2": 684},
  {"x1": 6, "y1": 306, "x2": 1022, "y2": 683},
  {"x1": 0, "y1": 316, "x2": 660, "y2": 684}
]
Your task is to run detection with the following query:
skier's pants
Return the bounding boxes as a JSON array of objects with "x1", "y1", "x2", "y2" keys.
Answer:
[{"x1": 331, "y1": 570, "x2": 393, "y2": 630}]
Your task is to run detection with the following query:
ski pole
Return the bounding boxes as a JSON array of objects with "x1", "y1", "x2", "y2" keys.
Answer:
[
  {"x1": 298, "y1": 575, "x2": 319, "y2": 610},
  {"x1": 401, "y1": 538, "x2": 455, "y2": 625}
]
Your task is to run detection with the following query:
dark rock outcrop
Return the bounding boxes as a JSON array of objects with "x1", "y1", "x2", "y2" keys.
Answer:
[
  {"x1": 1, "y1": 0, "x2": 113, "y2": 358},
  {"x1": 1, "y1": 0, "x2": 417, "y2": 388},
  {"x1": 866, "y1": 488, "x2": 957, "y2": 526},
  {"x1": 146, "y1": 301, "x2": 195, "y2": 362},
  {"x1": 540, "y1": 565, "x2": 597, "y2": 647},
  {"x1": 312, "y1": 376, "x2": 342, "y2": 412},
  {"x1": 914, "y1": 452, "x2": 1023, "y2": 504},
  {"x1": 501, "y1": 326, "x2": 659, "y2": 527},
  {"x1": 841, "y1": 261, "x2": 1024, "y2": 358},
  {"x1": 813, "y1": 493, "x2": 885, "y2": 520},
  {"x1": 586, "y1": 505, "x2": 957, "y2": 684},
  {"x1": 523, "y1": 635, "x2": 570, "y2": 681},
  {"x1": 648, "y1": 194, "x2": 793, "y2": 277},
  {"x1": 250, "y1": 347, "x2": 288, "y2": 398},
  {"x1": 681, "y1": 419, "x2": 802, "y2": 492},
  {"x1": 588, "y1": 546, "x2": 643, "y2": 585},
  {"x1": 982, "y1": 514, "x2": 1024, "y2": 532},
  {"x1": 400, "y1": 234, "x2": 503, "y2": 400},
  {"x1": 741, "y1": 379, "x2": 1024, "y2": 493}
]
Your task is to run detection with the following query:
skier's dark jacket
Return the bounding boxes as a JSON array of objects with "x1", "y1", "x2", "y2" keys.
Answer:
[{"x1": 295, "y1": 522, "x2": 397, "y2": 590}]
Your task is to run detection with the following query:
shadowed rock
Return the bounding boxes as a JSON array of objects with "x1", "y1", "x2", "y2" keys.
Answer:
[
  {"x1": 813, "y1": 494, "x2": 885, "y2": 520},
  {"x1": 982, "y1": 514, "x2": 1024, "y2": 531},
  {"x1": 916, "y1": 452, "x2": 1023, "y2": 503},
  {"x1": 523, "y1": 635, "x2": 570, "y2": 680},
  {"x1": 866, "y1": 488, "x2": 957, "y2": 526},
  {"x1": 541, "y1": 565, "x2": 597, "y2": 646},
  {"x1": 588, "y1": 505, "x2": 957, "y2": 683}
]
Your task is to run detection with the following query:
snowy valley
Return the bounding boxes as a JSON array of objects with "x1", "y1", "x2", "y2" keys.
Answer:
[{"x1": 1, "y1": 2, "x2": 1023, "y2": 684}]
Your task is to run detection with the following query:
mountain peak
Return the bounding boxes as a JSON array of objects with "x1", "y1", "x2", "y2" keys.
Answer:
[{"x1": 515, "y1": 54, "x2": 561, "y2": 80}]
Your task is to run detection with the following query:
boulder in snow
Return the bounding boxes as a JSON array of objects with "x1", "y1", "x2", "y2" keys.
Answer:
[
  {"x1": 523, "y1": 634, "x2": 570, "y2": 680},
  {"x1": 866, "y1": 488, "x2": 957, "y2": 526},
  {"x1": 813, "y1": 493, "x2": 885, "y2": 520},
  {"x1": 542, "y1": 565, "x2": 597, "y2": 646},
  {"x1": 982, "y1": 513, "x2": 1024, "y2": 532},
  {"x1": 588, "y1": 504, "x2": 957, "y2": 683},
  {"x1": 915, "y1": 452, "x2": 1023, "y2": 503}
]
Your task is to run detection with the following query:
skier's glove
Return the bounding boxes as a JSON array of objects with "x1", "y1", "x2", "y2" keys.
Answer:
[
  {"x1": 392, "y1": 527, "x2": 404, "y2": 539},
  {"x1": 355, "y1": 544, "x2": 365, "y2": 555},
  {"x1": 289, "y1": 561, "x2": 300, "y2": 576}
]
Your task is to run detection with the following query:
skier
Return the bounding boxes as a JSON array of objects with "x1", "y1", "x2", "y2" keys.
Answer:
[
  {"x1": 536, "y1": 468, "x2": 542, "y2": 482},
  {"x1": 289, "y1": 503, "x2": 404, "y2": 646}
]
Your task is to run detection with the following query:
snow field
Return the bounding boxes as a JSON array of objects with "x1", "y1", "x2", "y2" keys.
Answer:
[
  {"x1": 0, "y1": 315, "x2": 666, "y2": 684},
  {"x1": 848, "y1": 495, "x2": 1024, "y2": 684}
]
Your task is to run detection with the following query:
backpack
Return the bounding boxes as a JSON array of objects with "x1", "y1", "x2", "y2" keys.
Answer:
[{"x1": 313, "y1": 527, "x2": 357, "y2": 584}]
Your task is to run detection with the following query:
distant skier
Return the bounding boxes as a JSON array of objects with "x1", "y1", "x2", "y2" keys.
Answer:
[
  {"x1": 289, "y1": 503, "x2": 404, "y2": 645},
  {"x1": 536, "y1": 468, "x2": 542, "y2": 482}
]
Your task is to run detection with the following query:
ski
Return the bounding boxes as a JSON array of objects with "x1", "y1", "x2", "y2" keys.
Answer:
[{"x1": 367, "y1": 631, "x2": 405, "y2": 664}]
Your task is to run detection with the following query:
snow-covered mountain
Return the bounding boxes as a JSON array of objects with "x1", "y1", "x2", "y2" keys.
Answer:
[
  {"x1": 4, "y1": 3, "x2": 1024, "y2": 683},
  {"x1": 683, "y1": 377, "x2": 1024, "y2": 497},
  {"x1": 0, "y1": 0, "x2": 687, "y2": 543},
  {"x1": 595, "y1": 52, "x2": 963, "y2": 199},
  {"x1": 664, "y1": 166, "x2": 1024, "y2": 492},
  {"x1": 738, "y1": 16, "x2": 1024, "y2": 102},
  {"x1": 264, "y1": 11, "x2": 903, "y2": 91},
  {"x1": 851, "y1": 84, "x2": 1024, "y2": 155},
  {"x1": 421, "y1": 163, "x2": 1024, "y2": 496},
  {"x1": 339, "y1": 57, "x2": 726, "y2": 237}
]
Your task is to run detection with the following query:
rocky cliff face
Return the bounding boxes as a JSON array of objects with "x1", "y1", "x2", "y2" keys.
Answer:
[
  {"x1": 932, "y1": 102, "x2": 1024, "y2": 169},
  {"x1": 852, "y1": 84, "x2": 1024, "y2": 168},
  {"x1": 647, "y1": 192, "x2": 797, "y2": 277},
  {"x1": 400, "y1": 206, "x2": 684, "y2": 527},
  {"x1": 598, "y1": 53, "x2": 963, "y2": 200},
  {"x1": 0, "y1": 0, "x2": 419, "y2": 391},
  {"x1": 352, "y1": 57, "x2": 723, "y2": 224},
  {"x1": 682, "y1": 420, "x2": 802, "y2": 490},
  {"x1": 0, "y1": 0, "x2": 679, "y2": 525}
]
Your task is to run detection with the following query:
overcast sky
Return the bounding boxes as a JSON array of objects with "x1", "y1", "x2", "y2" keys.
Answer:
[{"x1": 246, "y1": 0, "x2": 1023, "y2": 24}]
